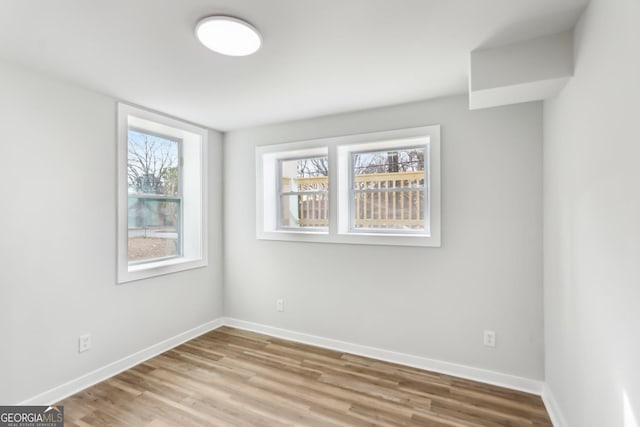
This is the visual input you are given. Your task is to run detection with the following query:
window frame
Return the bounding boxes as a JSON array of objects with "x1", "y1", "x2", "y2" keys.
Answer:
[
  {"x1": 256, "y1": 125, "x2": 440, "y2": 247},
  {"x1": 117, "y1": 103, "x2": 208, "y2": 283}
]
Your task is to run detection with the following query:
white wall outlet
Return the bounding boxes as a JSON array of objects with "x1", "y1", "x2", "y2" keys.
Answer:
[
  {"x1": 79, "y1": 333, "x2": 92, "y2": 353},
  {"x1": 276, "y1": 299, "x2": 284, "y2": 312},
  {"x1": 483, "y1": 330, "x2": 496, "y2": 348}
]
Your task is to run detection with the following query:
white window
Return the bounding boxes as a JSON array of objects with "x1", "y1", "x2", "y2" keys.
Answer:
[
  {"x1": 257, "y1": 145, "x2": 330, "y2": 240},
  {"x1": 278, "y1": 156, "x2": 329, "y2": 231},
  {"x1": 256, "y1": 125, "x2": 440, "y2": 247},
  {"x1": 347, "y1": 144, "x2": 428, "y2": 234},
  {"x1": 117, "y1": 103, "x2": 207, "y2": 283}
]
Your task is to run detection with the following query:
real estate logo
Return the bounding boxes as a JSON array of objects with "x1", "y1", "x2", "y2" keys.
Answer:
[{"x1": 0, "y1": 406, "x2": 64, "y2": 427}]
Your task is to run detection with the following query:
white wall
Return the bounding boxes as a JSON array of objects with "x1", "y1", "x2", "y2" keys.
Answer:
[
  {"x1": 224, "y1": 95, "x2": 544, "y2": 381},
  {"x1": 543, "y1": 0, "x2": 640, "y2": 425},
  {"x1": 0, "y1": 60, "x2": 224, "y2": 404}
]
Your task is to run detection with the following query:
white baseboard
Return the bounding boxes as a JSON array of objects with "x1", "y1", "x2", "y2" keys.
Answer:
[
  {"x1": 19, "y1": 318, "x2": 224, "y2": 406},
  {"x1": 222, "y1": 317, "x2": 544, "y2": 395},
  {"x1": 541, "y1": 383, "x2": 567, "y2": 427},
  {"x1": 19, "y1": 316, "x2": 546, "y2": 407}
]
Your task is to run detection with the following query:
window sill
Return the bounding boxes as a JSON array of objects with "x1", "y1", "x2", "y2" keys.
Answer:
[
  {"x1": 342, "y1": 231, "x2": 429, "y2": 238},
  {"x1": 257, "y1": 229, "x2": 440, "y2": 247},
  {"x1": 274, "y1": 229, "x2": 328, "y2": 235},
  {"x1": 118, "y1": 257, "x2": 207, "y2": 284}
]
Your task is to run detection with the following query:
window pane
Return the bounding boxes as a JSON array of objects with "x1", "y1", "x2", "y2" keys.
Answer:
[
  {"x1": 351, "y1": 147, "x2": 426, "y2": 231},
  {"x1": 280, "y1": 193, "x2": 329, "y2": 228},
  {"x1": 128, "y1": 198, "x2": 180, "y2": 262},
  {"x1": 279, "y1": 156, "x2": 329, "y2": 229},
  {"x1": 280, "y1": 157, "x2": 329, "y2": 193},
  {"x1": 128, "y1": 130, "x2": 180, "y2": 196},
  {"x1": 353, "y1": 190, "x2": 425, "y2": 230},
  {"x1": 351, "y1": 147, "x2": 425, "y2": 185}
]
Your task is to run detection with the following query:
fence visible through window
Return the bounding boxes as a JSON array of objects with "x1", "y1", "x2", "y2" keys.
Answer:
[
  {"x1": 281, "y1": 171, "x2": 425, "y2": 229},
  {"x1": 279, "y1": 157, "x2": 329, "y2": 229},
  {"x1": 353, "y1": 171, "x2": 424, "y2": 230}
]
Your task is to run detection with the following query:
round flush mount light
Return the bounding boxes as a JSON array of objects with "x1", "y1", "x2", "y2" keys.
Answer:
[{"x1": 195, "y1": 16, "x2": 262, "y2": 56}]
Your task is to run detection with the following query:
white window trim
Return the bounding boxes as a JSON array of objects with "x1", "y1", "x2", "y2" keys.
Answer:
[
  {"x1": 338, "y1": 137, "x2": 430, "y2": 236},
  {"x1": 117, "y1": 103, "x2": 208, "y2": 283},
  {"x1": 256, "y1": 125, "x2": 441, "y2": 247}
]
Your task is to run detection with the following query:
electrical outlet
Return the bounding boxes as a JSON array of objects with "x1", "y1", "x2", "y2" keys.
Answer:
[
  {"x1": 276, "y1": 299, "x2": 284, "y2": 312},
  {"x1": 483, "y1": 330, "x2": 496, "y2": 348},
  {"x1": 79, "y1": 334, "x2": 92, "y2": 353}
]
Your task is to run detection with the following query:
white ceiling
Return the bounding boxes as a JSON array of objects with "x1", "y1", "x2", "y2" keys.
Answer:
[{"x1": 0, "y1": 0, "x2": 588, "y2": 131}]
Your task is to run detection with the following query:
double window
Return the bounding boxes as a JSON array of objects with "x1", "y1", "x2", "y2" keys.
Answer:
[
  {"x1": 257, "y1": 126, "x2": 440, "y2": 247},
  {"x1": 118, "y1": 104, "x2": 208, "y2": 283}
]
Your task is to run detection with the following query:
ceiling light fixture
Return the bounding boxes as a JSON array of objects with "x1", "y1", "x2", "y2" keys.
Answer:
[{"x1": 195, "y1": 16, "x2": 262, "y2": 57}]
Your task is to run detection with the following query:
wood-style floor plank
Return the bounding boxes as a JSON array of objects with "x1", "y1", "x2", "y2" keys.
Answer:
[{"x1": 59, "y1": 327, "x2": 552, "y2": 426}]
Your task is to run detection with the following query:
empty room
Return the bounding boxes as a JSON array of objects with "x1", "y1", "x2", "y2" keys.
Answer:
[{"x1": 0, "y1": 0, "x2": 638, "y2": 426}]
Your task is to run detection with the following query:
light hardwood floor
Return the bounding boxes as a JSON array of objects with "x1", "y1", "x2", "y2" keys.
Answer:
[{"x1": 59, "y1": 327, "x2": 552, "y2": 426}]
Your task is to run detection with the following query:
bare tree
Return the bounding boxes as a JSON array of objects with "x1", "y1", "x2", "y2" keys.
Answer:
[
  {"x1": 353, "y1": 150, "x2": 424, "y2": 175},
  {"x1": 128, "y1": 133, "x2": 178, "y2": 195},
  {"x1": 290, "y1": 150, "x2": 423, "y2": 178},
  {"x1": 297, "y1": 157, "x2": 328, "y2": 177}
]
